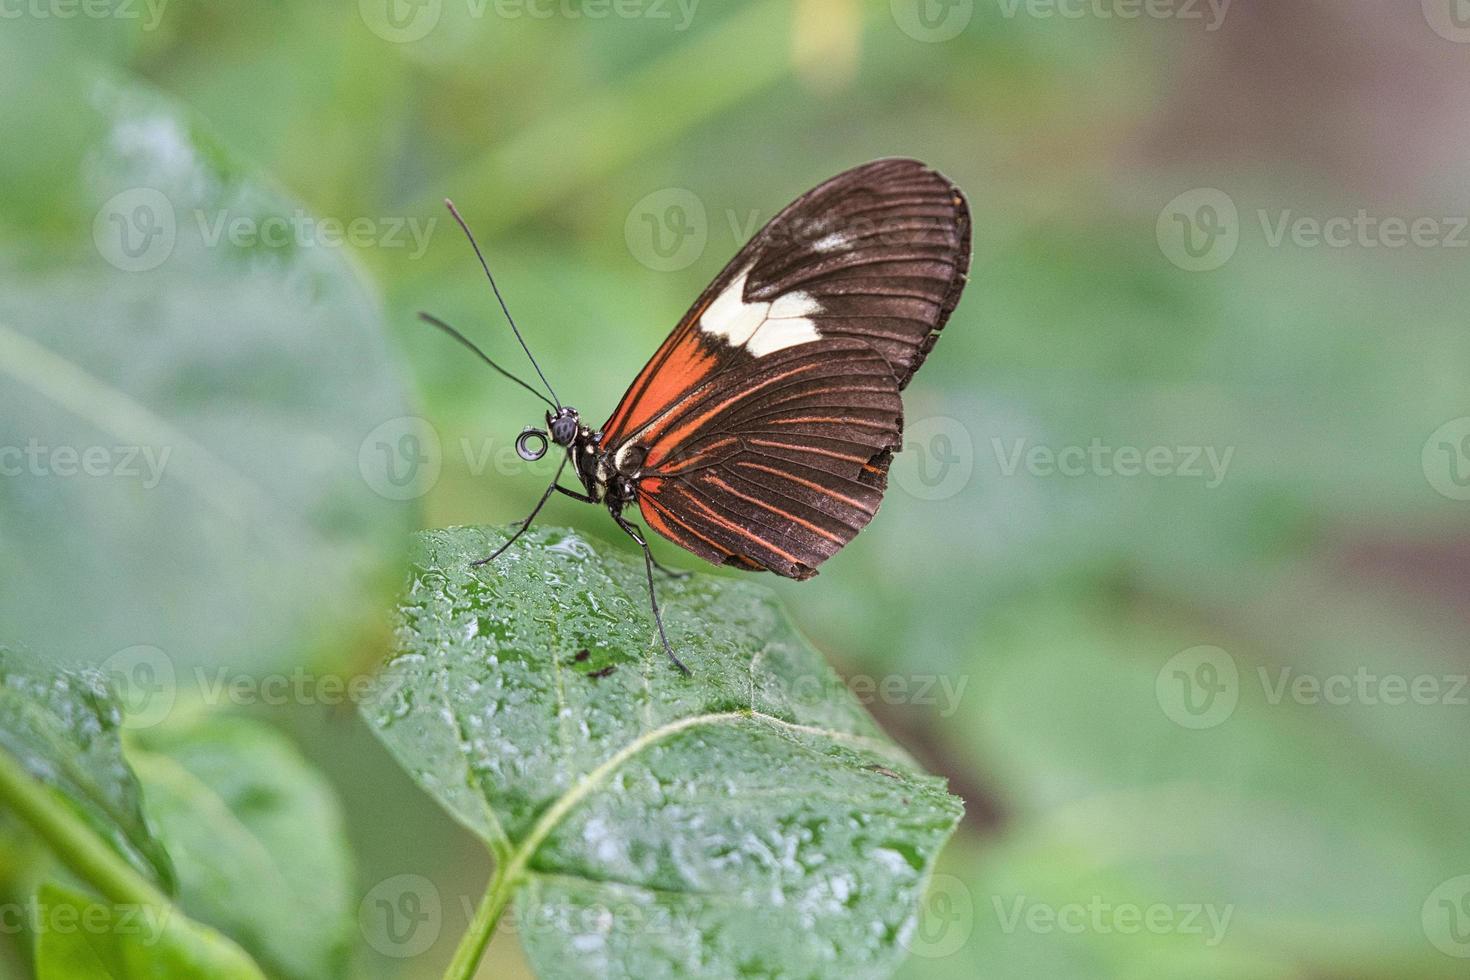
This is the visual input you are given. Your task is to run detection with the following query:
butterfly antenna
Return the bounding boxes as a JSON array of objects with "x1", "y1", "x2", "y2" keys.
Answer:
[
  {"x1": 418, "y1": 312, "x2": 556, "y2": 409},
  {"x1": 443, "y1": 199, "x2": 562, "y2": 408}
]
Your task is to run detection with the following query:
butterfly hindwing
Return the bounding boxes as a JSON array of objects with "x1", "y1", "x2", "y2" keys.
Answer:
[{"x1": 636, "y1": 340, "x2": 902, "y2": 578}]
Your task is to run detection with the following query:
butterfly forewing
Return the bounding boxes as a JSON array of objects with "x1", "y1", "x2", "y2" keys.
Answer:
[{"x1": 602, "y1": 158, "x2": 970, "y2": 578}]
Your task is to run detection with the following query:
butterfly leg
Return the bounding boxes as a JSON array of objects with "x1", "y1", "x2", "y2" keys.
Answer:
[
  {"x1": 613, "y1": 514, "x2": 691, "y2": 676},
  {"x1": 472, "y1": 456, "x2": 593, "y2": 567}
]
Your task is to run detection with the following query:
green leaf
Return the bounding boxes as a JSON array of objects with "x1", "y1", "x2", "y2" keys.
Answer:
[
  {"x1": 0, "y1": 649, "x2": 266, "y2": 978},
  {"x1": 0, "y1": 647, "x2": 173, "y2": 893},
  {"x1": 362, "y1": 525, "x2": 964, "y2": 980},
  {"x1": 128, "y1": 716, "x2": 356, "y2": 980},
  {"x1": 33, "y1": 880, "x2": 264, "y2": 980},
  {"x1": 0, "y1": 46, "x2": 414, "y2": 679}
]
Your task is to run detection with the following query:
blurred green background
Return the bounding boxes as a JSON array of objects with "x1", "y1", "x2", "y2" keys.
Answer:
[{"x1": 3, "y1": 1, "x2": 1470, "y2": 977}]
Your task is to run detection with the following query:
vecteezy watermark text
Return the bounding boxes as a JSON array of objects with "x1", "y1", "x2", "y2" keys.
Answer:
[
  {"x1": 194, "y1": 209, "x2": 436, "y2": 259},
  {"x1": 992, "y1": 895, "x2": 1233, "y2": 945},
  {"x1": 357, "y1": 873, "x2": 702, "y2": 959},
  {"x1": 0, "y1": 0, "x2": 168, "y2": 29},
  {"x1": 0, "y1": 440, "x2": 170, "y2": 489},
  {"x1": 1157, "y1": 646, "x2": 1470, "y2": 730},
  {"x1": 1158, "y1": 188, "x2": 1470, "y2": 271},
  {"x1": 92, "y1": 189, "x2": 438, "y2": 273},
  {"x1": 0, "y1": 898, "x2": 172, "y2": 946},
  {"x1": 992, "y1": 437, "x2": 1234, "y2": 488},
  {"x1": 753, "y1": 667, "x2": 970, "y2": 719},
  {"x1": 1259, "y1": 666, "x2": 1468, "y2": 708},
  {"x1": 995, "y1": 0, "x2": 1230, "y2": 29},
  {"x1": 890, "y1": 0, "x2": 1228, "y2": 43},
  {"x1": 358, "y1": 0, "x2": 698, "y2": 44},
  {"x1": 357, "y1": 417, "x2": 572, "y2": 501}
]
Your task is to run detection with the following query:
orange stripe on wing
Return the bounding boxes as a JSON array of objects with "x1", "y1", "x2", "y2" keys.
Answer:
[
  {"x1": 643, "y1": 361, "x2": 824, "y2": 468},
  {"x1": 640, "y1": 492, "x2": 729, "y2": 562},
  {"x1": 602, "y1": 295, "x2": 718, "y2": 442},
  {"x1": 676, "y1": 489, "x2": 804, "y2": 567},
  {"x1": 705, "y1": 475, "x2": 844, "y2": 544},
  {"x1": 748, "y1": 438, "x2": 867, "y2": 465},
  {"x1": 734, "y1": 460, "x2": 873, "y2": 512},
  {"x1": 624, "y1": 340, "x2": 718, "y2": 439},
  {"x1": 653, "y1": 435, "x2": 740, "y2": 476},
  {"x1": 766, "y1": 415, "x2": 896, "y2": 431}
]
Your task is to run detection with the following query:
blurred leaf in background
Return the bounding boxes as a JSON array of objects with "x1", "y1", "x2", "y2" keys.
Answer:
[
  {"x1": 130, "y1": 715, "x2": 357, "y2": 980},
  {"x1": 0, "y1": 30, "x2": 416, "y2": 681},
  {"x1": 0, "y1": 650, "x2": 271, "y2": 979}
]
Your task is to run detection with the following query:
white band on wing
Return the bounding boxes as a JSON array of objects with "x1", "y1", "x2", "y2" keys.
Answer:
[{"x1": 698, "y1": 265, "x2": 822, "y2": 357}]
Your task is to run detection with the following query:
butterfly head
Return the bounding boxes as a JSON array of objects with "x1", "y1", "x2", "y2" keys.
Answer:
[
  {"x1": 548, "y1": 407, "x2": 580, "y2": 447},
  {"x1": 516, "y1": 407, "x2": 581, "y2": 462}
]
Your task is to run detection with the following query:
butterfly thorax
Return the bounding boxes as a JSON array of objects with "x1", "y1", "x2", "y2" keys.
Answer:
[{"x1": 567, "y1": 425, "x2": 638, "y2": 511}]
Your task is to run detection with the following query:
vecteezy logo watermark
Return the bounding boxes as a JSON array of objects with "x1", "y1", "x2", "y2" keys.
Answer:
[
  {"x1": 1156, "y1": 188, "x2": 1239, "y2": 272},
  {"x1": 1423, "y1": 418, "x2": 1470, "y2": 501},
  {"x1": 359, "y1": 0, "x2": 697, "y2": 42},
  {"x1": 94, "y1": 191, "x2": 438, "y2": 270},
  {"x1": 93, "y1": 188, "x2": 177, "y2": 273},
  {"x1": 0, "y1": 440, "x2": 171, "y2": 489},
  {"x1": 1156, "y1": 646, "x2": 1239, "y2": 729},
  {"x1": 995, "y1": 0, "x2": 1231, "y2": 30},
  {"x1": 992, "y1": 437, "x2": 1233, "y2": 488},
  {"x1": 359, "y1": 417, "x2": 443, "y2": 501},
  {"x1": 1422, "y1": 0, "x2": 1470, "y2": 43},
  {"x1": 625, "y1": 192, "x2": 960, "y2": 273},
  {"x1": 358, "y1": 0, "x2": 441, "y2": 41},
  {"x1": 991, "y1": 895, "x2": 1233, "y2": 946},
  {"x1": 195, "y1": 210, "x2": 436, "y2": 259},
  {"x1": 100, "y1": 645, "x2": 177, "y2": 730},
  {"x1": 625, "y1": 187, "x2": 708, "y2": 272},
  {"x1": 359, "y1": 875, "x2": 442, "y2": 958},
  {"x1": 1157, "y1": 647, "x2": 1468, "y2": 729},
  {"x1": 894, "y1": 416, "x2": 975, "y2": 501},
  {"x1": 1424, "y1": 875, "x2": 1470, "y2": 958},
  {"x1": 97, "y1": 646, "x2": 406, "y2": 730},
  {"x1": 357, "y1": 421, "x2": 570, "y2": 501},
  {"x1": 890, "y1": 0, "x2": 974, "y2": 42},
  {"x1": 1159, "y1": 188, "x2": 1470, "y2": 271},
  {"x1": 0, "y1": 0, "x2": 169, "y2": 30},
  {"x1": 901, "y1": 874, "x2": 974, "y2": 958}
]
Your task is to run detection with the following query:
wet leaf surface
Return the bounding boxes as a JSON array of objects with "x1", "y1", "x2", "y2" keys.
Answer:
[{"x1": 363, "y1": 525, "x2": 964, "y2": 979}]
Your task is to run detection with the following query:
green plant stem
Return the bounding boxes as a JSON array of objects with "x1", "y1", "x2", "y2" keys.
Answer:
[
  {"x1": 443, "y1": 864, "x2": 518, "y2": 980},
  {"x1": 0, "y1": 744, "x2": 167, "y2": 908},
  {"x1": 438, "y1": 713, "x2": 753, "y2": 979},
  {"x1": 0, "y1": 743, "x2": 269, "y2": 977}
]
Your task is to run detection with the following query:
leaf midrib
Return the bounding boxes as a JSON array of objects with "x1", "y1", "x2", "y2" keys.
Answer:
[{"x1": 492, "y1": 709, "x2": 909, "y2": 894}]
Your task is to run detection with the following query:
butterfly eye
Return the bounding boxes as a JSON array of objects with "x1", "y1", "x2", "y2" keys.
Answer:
[{"x1": 516, "y1": 427, "x2": 549, "y2": 461}]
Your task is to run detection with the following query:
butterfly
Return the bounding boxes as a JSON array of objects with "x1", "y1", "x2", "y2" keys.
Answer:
[{"x1": 423, "y1": 158, "x2": 971, "y2": 673}]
